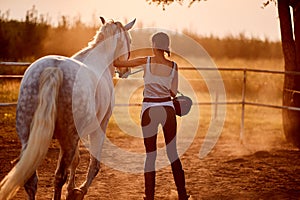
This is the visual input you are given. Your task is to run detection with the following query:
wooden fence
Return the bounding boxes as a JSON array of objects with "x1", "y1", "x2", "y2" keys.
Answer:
[{"x1": 1, "y1": 62, "x2": 300, "y2": 141}]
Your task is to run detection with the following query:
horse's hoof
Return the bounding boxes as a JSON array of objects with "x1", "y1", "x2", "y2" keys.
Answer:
[{"x1": 66, "y1": 188, "x2": 85, "y2": 200}]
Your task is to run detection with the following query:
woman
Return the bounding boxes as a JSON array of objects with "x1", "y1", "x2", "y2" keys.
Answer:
[{"x1": 114, "y1": 32, "x2": 189, "y2": 200}]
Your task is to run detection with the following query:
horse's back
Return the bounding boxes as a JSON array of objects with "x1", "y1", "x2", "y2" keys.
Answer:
[
  {"x1": 16, "y1": 54, "x2": 114, "y2": 147},
  {"x1": 16, "y1": 55, "x2": 84, "y2": 145}
]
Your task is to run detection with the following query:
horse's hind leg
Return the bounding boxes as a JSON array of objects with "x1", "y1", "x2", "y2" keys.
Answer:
[
  {"x1": 67, "y1": 144, "x2": 80, "y2": 193},
  {"x1": 53, "y1": 137, "x2": 79, "y2": 200},
  {"x1": 24, "y1": 172, "x2": 38, "y2": 200}
]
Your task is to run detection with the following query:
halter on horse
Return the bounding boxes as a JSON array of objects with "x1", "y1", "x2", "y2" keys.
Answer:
[{"x1": 0, "y1": 17, "x2": 135, "y2": 200}]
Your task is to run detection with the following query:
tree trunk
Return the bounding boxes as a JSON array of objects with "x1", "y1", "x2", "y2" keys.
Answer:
[
  {"x1": 292, "y1": 0, "x2": 300, "y2": 68},
  {"x1": 279, "y1": 0, "x2": 300, "y2": 148}
]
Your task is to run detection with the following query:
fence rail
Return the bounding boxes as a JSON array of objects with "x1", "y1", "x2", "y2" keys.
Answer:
[
  {"x1": 2, "y1": 62, "x2": 300, "y2": 110},
  {"x1": 0, "y1": 62, "x2": 31, "y2": 66},
  {"x1": 2, "y1": 62, "x2": 300, "y2": 108},
  {"x1": 2, "y1": 62, "x2": 300, "y2": 141}
]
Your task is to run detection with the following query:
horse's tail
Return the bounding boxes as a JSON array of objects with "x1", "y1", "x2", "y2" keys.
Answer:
[{"x1": 0, "y1": 67, "x2": 63, "y2": 200}]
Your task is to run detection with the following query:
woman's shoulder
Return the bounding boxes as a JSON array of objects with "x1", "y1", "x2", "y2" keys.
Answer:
[
  {"x1": 170, "y1": 60, "x2": 178, "y2": 70},
  {"x1": 166, "y1": 58, "x2": 177, "y2": 69},
  {"x1": 151, "y1": 57, "x2": 176, "y2": 67}
]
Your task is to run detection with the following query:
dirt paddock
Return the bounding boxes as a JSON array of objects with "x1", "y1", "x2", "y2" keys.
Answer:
[{"x1": 1, "y1": 109, "x2": 300, "y2": 200}]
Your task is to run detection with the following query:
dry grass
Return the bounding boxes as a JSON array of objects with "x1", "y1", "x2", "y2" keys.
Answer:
[
  {"x1": 213, "y1": 58, "x2": 284, "y2": 70},
  {"x1": 0, "y1": 79, "x2": 20, "y2": 135},
  {"x1": 0, "y1": 79, "x2": 20, "y2": 102}
]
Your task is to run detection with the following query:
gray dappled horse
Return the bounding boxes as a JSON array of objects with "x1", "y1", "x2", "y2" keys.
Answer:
[{"x1": 0, "y1": 17, "x2": 135, "y2": 200}]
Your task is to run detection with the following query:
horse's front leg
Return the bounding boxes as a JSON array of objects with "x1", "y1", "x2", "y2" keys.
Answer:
[
  {"x1": 80, "y1": 155, "x2": 101, "y2": 193},
  {"x1": 71, "y1": 114, "x2": 109, "y2": 199},
  {"x1": 66, "y1": 129, "x2": 104, "y2": 200},
  {"x1": 78, "y1": 128, "x2": 104, "y2": 196},
  {"x1": 69, "y1": 105, "x2": 111, "y2": 199},
  {"x1": 66, "y1": 155, "x2": 99, "y2": 200}
]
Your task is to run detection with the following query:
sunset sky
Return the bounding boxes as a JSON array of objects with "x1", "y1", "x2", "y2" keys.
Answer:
[{"x1": 1, "y1": 0, "x2": 281, "y2": 41}]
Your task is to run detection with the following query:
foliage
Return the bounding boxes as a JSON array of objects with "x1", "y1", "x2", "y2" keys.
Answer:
[
  {"x1": 262, "y1": 0, "x2": 277, "y2": 7},
  {"x1": 183, "y1": 31, "x2": 282, "y2": 59},
  {"x1": 0, "y1": 6, "x2": 50, "y2": 60},
  {"x1": 0, "y1": 6, "x2": 97, "y2": 61},
  {"x1": 146, "y1": 0, "x2": 204, "y2": 10},
  {"x1": 131, "y1": 28, "x2": 282, "y2": 60},
  {"x1": 0, "y1": 6, "x2": 282, "y2": 62},
  {"x1": 147, "y1": 0, "x2": 277, "y2": 9}
]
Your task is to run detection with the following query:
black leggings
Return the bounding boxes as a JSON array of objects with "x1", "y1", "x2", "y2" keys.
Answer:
[{"x1": 141, "y1": 106, "x2": 180, "y2": 172}]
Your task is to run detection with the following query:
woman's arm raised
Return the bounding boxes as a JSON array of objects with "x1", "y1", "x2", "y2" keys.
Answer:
[{"x1": 113, "y1": 57, "x2": 147, "y2": 68}]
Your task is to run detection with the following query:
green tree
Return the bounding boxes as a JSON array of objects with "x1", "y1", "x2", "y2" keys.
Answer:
[
  {"x1": 0, "y1": 6, "x2": 50, "y2": 60},
  {"x1": 147, "y1": 0, "x2": 300, "y2": 148}
]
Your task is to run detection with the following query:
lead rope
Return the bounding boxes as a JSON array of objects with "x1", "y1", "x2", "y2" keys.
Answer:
[{"x1": 115, "y1": 67, "x2": 143, "y2": 78}]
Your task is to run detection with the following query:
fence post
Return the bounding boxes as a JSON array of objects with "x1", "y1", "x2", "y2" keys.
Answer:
[
  {"x1": 240, "y1": 69, "x2": 247, "y2": 143},
  {"x1": 214, "y1": 90, "x2": 219, "y2": 119}
]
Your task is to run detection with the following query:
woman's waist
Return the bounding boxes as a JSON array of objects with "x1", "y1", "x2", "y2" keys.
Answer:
[
  {"x1": 143, "y1": 84, "x2": 171, "y2": 98},
  {"x1": 142, "y1": 101, "x2": 174, "y2": 109},
  {"x1": 143, "y1": 96, "x2": 171, "y2": 103}
]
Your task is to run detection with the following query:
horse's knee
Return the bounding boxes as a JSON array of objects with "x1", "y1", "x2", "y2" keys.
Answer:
[{"x1": 24, "y1": 172, "x2": 38, "y2": 200}]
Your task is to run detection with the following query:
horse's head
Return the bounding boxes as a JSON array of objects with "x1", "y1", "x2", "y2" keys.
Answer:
[{"x1": 100, "y1": 17, "x2": 135, "y2": 78}]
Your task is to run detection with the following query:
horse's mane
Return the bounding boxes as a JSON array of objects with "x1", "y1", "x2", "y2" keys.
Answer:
[{"x1": 72, "y1": 20, "x2": 125, "y2": 61}]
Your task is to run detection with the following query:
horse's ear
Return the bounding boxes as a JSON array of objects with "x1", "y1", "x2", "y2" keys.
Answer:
[
  {"x1": 124, "y1": 18, "x2": 136, "y2": 30},
  {"x1": 100, "y1": 16, "x2": 106, "y2": 25}
]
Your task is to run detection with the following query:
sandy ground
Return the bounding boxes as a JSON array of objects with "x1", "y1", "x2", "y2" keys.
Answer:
[{"x1": 1, "y1": 106, "x2": 300, "y2": 200}]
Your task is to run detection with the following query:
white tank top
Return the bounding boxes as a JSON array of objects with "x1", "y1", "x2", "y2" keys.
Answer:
[
  {"x1": 141, "y1": 57, "x2": 176, "y2": 116},
  {"x1": 143, "y1": 56, "x2": 176, "y2": 99}
]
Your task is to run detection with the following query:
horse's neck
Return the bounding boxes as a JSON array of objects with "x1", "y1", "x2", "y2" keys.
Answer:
[{"x1": 72, "y1": 37, "x2": 117, "y2": 78}]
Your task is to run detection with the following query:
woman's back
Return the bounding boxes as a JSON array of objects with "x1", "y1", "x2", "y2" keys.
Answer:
[
  {"x1": 149, "y1": 56, "x2": 174, "y2": 77},
  {"x1": 143, "y1": 57, "x2": 176, "y2": 99}
]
